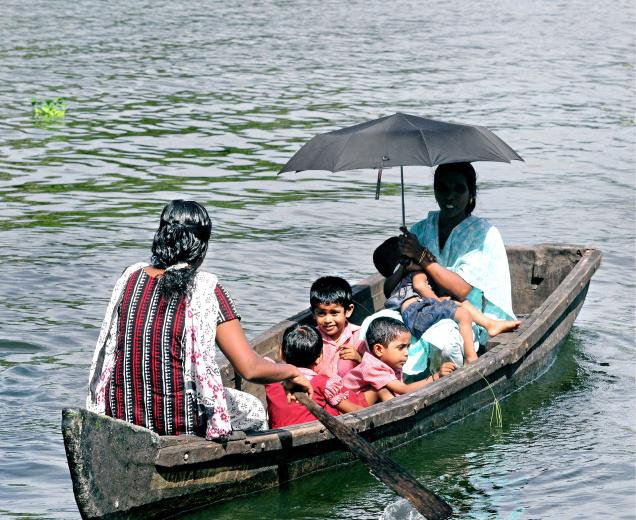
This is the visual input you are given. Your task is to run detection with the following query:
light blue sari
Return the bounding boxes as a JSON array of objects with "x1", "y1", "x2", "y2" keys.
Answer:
[{"x1": 403, "y1": 211, "x2": 515, "y2": 373}]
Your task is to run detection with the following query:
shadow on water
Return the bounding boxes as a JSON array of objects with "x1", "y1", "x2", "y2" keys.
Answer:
[{"x1": 182, "y1": 330, "x2": 592, "y2": 520}]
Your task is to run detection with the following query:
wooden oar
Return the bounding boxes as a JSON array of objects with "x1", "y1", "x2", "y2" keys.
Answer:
[{"x1": 294, "y1": 392, "x2": 452, "y2": 519}]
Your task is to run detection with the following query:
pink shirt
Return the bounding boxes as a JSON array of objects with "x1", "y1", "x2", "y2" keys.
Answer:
[
  {"x1": 298, "y1": 368, "x2": 363, "y2": 406},
  {"x1": 314, "y1": 321, "x2": 368, "y2": 378},
  {"x1": 342, "y1": 352, "x2": 402, "y2": 392}
]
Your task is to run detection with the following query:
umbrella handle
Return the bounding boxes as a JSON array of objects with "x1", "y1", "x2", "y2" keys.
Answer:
[{"x1": 375, "y1": 168, "x2": 383, "y2": 200}]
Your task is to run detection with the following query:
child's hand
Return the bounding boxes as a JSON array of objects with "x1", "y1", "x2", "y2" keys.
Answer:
[
  {"x1": 339, "y1": 345, "x2": 362, "y2": 363},
  {"x1": 438, "y1": 362, "x2": 456, "y2": 378}
]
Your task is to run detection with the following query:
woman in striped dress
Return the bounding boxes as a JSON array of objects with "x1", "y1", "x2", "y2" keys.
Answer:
[{"x1": 87, "y1": 200, "x2": 312, "y2": 439}]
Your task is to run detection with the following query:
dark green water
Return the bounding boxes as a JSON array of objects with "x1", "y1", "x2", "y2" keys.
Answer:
[{"x1": 0, "y1": 0, "x2": 634, "y2": 518}]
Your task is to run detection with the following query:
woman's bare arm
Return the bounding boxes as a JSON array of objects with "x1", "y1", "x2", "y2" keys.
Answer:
[
  {"x1": 215, "y1": 319, "x2": 312, "y2": 395},
  {"x1": 422, "y1": 262, "x2": 472, "y2": 300},
  {"x1": 399, "y1": 230, "x2": 472, "y2": 301}
]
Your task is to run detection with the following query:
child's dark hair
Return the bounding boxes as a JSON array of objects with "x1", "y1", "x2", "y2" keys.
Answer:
[
  {"x1": 366, "y1": 317, "x2": 410, "y2": 349},
  {"x1": 310, "y1": 276, "x2": 353, "y2": 309},
  {"x1": 373, "y1": 236, "x2": 402, "y2": 278},
  {"x1": 281, "y1": 324, "x2": 323, "y2": 368},
  {"x1": 151, "y1": 200, "x2": 212, "y2": 299},
  {"x1": 434, "y1": 162, "x2": 477, "y2": 215}
]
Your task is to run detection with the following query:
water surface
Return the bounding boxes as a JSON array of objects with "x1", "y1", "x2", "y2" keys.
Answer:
[{"x1": 0, "y1": 0, "x2": 634, "y2": 518}]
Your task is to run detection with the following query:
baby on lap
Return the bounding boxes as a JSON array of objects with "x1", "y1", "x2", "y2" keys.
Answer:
[{"x1": 374, "y1": 236, "x2": 520, "y2": 364}]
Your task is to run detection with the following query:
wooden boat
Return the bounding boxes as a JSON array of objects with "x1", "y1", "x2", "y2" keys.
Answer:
[{"x1": 62, "y1": 244, "x2": 601, "y2": 519}]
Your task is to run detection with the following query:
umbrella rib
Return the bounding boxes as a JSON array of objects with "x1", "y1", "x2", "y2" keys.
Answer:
[
  {"x1": 330, "y1": 131, "x2": 357, "y2": 172},
  {"x1": 401, "y1": 114, "x2": 433, "y2": 165}
]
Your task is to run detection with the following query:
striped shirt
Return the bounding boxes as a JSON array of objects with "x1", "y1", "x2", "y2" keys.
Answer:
[{"x1": 105, "y1": 268, "x2": 239, "y2": 436}]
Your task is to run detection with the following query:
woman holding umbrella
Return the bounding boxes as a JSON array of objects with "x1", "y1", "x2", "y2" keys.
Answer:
[{"x1": 384, "y1": 162, "x2": 517, "y2": 368}]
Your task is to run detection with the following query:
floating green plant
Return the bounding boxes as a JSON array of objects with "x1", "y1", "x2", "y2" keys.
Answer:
[
  {"x1": 32, "y1": 97, "x2": 67, "y2": 119},
  {"x1": 481, "y1": 373, "x2": 503, "y2": 429}
]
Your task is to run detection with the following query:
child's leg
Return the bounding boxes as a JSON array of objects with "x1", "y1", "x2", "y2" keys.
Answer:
[
  {"x1": 457, "y1": 300, "x2": 521, "y2": 337},
  {"x1": 376, "y1": 388, "x2": 395, "y2": 402},
  {"x1": 411, "y1": 271, "x2": 438, "y2": 300},
  {"x1": 454, "y1": 306, "x2": 479, "y2": 364},
  {"x1": 363, "y1": 389, "x2": 379, "y2": 405}
]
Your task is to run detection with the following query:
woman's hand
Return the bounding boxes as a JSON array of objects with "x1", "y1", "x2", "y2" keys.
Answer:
[
  {"x1": 405, "y1": 260, "x2": 424, "y2": 272},
  {"x1": 282, "y1": 374, "x2": 313, "y2": 402},
  {"x1": 398, "y1": 229, "x2": 423, "y2": 260},
  {"x1": 399, "y1": 229, "x2": 436, "y2": 267}
]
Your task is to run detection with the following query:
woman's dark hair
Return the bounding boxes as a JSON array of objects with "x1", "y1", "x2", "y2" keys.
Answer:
[
  {"x1": 151, "y1": 200, "x2": 212, "y2": 299},
  {"x1": 366, "y1": 316, "x2": 409, "y2": 349},
  {"x1": 373, "y1": 236, "x2": 402, "y2": 278},
  {"x1": 281, "y1": 324, "x2": 323, "y2": 368},
  {"x1": 434, "y1": 162, "x2": 477, "y2": 215},
  {"x1": 309, "y1": 276, "x2": 353, "y2": 310}
]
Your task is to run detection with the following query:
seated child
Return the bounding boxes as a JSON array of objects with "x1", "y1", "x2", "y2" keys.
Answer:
[
  {"x1": 343, "y1": 316, "x2": 456, "y2": 399},
  {"x1": 310, "y1": 276, "x2": 368, "y2": 377},
  {"x1": 266, "y1": 324, "x2": 378, "y2": 428},
  {"x1": 374, "y1": 236, "x2": 521, "y2": 364}
]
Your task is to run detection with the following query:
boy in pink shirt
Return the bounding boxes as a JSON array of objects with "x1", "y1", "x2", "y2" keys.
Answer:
[
  {"x1": 310, "y1": 276, "x2": 368, "y2": 377},
  {"x1": 343, "y1": 316, "x2": 456, "y2": 399}
]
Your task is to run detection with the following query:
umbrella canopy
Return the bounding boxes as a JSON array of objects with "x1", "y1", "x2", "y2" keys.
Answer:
[{"x1": 279, "y1": 112, "x2": 523, "y2": 173}]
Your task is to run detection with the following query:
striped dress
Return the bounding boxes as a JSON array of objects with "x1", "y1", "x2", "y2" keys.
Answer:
[{"x1": 104, "y1": 268, "x2": 238, "y2": 437}]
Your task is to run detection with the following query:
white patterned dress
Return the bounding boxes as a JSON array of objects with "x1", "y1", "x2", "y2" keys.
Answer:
[{"x1": 86, "y1": 264, "x2": 267, "y2": 439}]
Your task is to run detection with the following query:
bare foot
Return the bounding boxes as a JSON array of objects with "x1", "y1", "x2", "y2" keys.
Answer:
[{"x1": 487, "y1": 319, "x2": 521, "y2": 337}]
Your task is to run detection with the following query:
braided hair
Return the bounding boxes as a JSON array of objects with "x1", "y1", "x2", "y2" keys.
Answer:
[{"x1": 150, "y1": 200, "x2": 212, "y2": 299}]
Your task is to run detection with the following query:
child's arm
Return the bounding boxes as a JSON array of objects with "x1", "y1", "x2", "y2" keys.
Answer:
[
  {"x1": 321, "y1": 375, "x2": 367, "y2": 413},
  {"x1": 383, "y1": 263, "x2": 407, "y2": 297},
  {"x1": 384, "y1": 362, "x2": 456, "y2": 395},
  {"x1": 411, "y1": 271, "x2": 439, "y2": 300}
]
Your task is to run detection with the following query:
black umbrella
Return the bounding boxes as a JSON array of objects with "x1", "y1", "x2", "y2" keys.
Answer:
[{"x1": 279, "y1": 112, "x2": 523, "y2": 226}]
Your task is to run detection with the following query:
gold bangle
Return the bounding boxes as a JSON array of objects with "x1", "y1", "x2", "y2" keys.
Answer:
[{"x1": 418, "y1": 248, "x2": 437, "y2": 266}]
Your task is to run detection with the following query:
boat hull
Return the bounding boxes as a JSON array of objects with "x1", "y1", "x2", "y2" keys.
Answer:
[{"x1": 62, "y1": 245, "x2": 601, "y2": 519}]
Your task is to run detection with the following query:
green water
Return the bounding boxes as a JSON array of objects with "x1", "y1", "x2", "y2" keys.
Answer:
[{"x1": 0, "y1": 0, "x2": 634, "y2": 518}]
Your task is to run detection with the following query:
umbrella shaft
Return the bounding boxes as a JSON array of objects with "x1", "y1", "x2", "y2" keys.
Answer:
[{"x1": 401, "y1": 166, "x2": 405, "y2": 228}]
